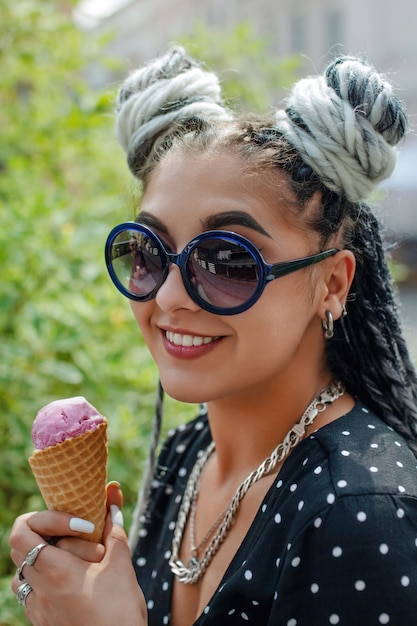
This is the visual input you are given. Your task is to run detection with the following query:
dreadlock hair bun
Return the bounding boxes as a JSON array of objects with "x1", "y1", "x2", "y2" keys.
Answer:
[
  {"x1": 275, "y1": 56, "x2": 408, "y2": 202},
  {"x1": 115, "y1": 46, "x2": 231, "y2": 178}
]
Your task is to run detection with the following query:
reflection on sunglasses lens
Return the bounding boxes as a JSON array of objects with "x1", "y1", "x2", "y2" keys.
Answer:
[{"x1": 188, "y1": 240, "x2": 259, "y2": 308}]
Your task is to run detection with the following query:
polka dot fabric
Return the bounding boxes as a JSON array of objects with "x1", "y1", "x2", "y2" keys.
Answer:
[{"x1": 132, "y1": 402, "x2": 417, "y2": 625}]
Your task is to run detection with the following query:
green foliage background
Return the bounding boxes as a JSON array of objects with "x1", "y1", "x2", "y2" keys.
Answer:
[{"x1": 0, "y1": 2, "x2": 299, "y2": 622}]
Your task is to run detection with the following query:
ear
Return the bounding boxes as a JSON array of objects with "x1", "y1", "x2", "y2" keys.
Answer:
[{"x1": 319, "y1": 250, "x2": 356, "y2": 320}]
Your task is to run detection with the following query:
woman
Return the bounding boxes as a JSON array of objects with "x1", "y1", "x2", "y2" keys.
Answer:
[{"x1": 10, "y1": 47, "x2": 417, "y2": 625}]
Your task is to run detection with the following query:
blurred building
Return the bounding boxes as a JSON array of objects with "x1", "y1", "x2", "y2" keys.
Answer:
[
  {"x1": 78, "y1": 0, "x2": 417, "y2": 111},
  {"x1": 76, "y1": 0, "x2": 417, "y2": 264}
]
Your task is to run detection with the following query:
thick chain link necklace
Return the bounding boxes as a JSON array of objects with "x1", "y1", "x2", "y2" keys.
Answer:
[{"x1": 169, "y1": 381, "x2": 345, "y2": 584}]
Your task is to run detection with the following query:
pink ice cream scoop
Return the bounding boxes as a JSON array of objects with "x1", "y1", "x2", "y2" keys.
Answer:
[{"x1": 32, "y1": 396, "x2": 104, "y2": 449}]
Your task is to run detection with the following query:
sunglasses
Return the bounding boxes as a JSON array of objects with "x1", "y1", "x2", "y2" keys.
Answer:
[{"x1": 105, "y1": 222, "x2": 338, "y2": 315}]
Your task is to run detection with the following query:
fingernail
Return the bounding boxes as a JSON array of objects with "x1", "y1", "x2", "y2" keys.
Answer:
[
  {"x1": 106, "y1": 480, "x2": 121, "y2": 489},
  {"x1": 69, "y1": 517, "x2": 95, "y2": 534},
  {"x1": 110, "y1": 504, "x2": 124, "y2": 528}
]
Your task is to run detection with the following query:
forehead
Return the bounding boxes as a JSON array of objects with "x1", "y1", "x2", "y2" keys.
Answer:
[{"x1": 140, "y1": 149, "x2": 299, "y2": 233}]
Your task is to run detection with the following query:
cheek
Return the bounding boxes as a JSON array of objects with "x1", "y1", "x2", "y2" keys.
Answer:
[
  {"x1": 260, "y1": 272, "x2": 315, "y2": 319},
  {"x1": 240, "y1": 279, "x2": 319, "y2": 347},
  {"x1": 129, "y1": 301, "x2": 153, "y2": 338},
  {"x1": 129, "y1": 301, "x2": 141, "y2": 325}
]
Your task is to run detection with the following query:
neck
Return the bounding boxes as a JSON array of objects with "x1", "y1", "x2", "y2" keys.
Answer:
[{"x1": 205, "y1": 375, "x2": 343, "y2": 480}]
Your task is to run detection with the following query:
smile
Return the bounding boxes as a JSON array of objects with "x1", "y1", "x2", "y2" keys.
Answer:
[{"x1": 165, "y1": 330, "x2": 219, "y2": 347}]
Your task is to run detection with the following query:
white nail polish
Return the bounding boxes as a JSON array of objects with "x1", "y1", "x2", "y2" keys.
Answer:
[
  {"x1": 110, "y1": 504, "x2": 124, "y2": 528},
  {"x1": 69, "y1": 517, "x2": 95, "y2": 534}
]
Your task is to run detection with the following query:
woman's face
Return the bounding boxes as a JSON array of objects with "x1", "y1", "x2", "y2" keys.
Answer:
[{"x1": 130, "y1": 150, "x2": 331, "y2": 406}]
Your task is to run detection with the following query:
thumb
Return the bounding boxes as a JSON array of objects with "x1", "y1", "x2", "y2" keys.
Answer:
[
  {"x1": 102, "y1": 502, "x2": 131, "y2": 565},
  {"x1": 103, "y1": 481, "x2": 128, "y2": 548},
  {"x1": 106, "y1": 480, "x2": 123, "y2": 510},
  {"x1": 103, "y1": 509, "x2": 148, "y2": 625},
  {"x1": 101, "y1": 497, "x2": 148, "y2": 622}
]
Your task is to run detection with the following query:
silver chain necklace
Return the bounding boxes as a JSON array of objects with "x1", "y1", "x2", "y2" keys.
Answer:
[{"x1": 169, "y1": 381, "x2": 345, "y2": 584}]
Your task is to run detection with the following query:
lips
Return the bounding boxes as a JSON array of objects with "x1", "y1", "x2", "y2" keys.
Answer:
[{"x1": 165, "y1": 330, "x2": 219, "y2": 347}]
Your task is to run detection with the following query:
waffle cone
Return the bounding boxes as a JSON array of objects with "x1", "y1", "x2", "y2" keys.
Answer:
[{"x1": 29, "y1": 419, "x2": 108, "y2": 543}]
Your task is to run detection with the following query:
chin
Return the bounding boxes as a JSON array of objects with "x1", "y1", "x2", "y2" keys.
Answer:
[
  {"x1": 159, "y1": 376, "x2": 211, "y2": 406},
  {"x1": 164, "y1": 387, "x2": 208, "y2": 405}
]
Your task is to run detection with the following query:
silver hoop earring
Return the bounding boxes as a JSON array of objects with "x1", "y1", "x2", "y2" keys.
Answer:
[
  {"x1": 322, "y1": 310, "x2": 334, "y2": 339},
  {"x1": 341, "y1": 303, "x2": 347, "y2": 318}
]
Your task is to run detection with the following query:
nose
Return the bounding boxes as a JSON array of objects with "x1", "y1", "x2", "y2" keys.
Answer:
[{"x1": 155, "y1": 264, "x2": 201, "y2": 313}]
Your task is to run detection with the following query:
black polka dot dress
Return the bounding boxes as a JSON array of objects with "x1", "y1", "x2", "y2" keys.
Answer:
[{"x1": 132, "y1": 402, "x2": 417, "y2": 625}]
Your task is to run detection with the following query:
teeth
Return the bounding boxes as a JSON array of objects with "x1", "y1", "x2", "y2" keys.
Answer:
[{"x1": 165, "y1": 330, "x2": 216, "y2": 347}]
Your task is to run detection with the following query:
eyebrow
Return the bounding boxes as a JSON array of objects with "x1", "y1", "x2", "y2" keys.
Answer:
[
  {"x1": 135, "y1": 212, "x2": 169, "y2": 234},
  {"x1": 137, "y1": 210, "x2": 272, "y2": 238},
  {"x1": 202, "y1": 211, "x2": 272, "y2": 237}
]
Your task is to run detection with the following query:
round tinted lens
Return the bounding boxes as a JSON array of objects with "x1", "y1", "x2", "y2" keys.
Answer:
[
  {"x1": 187, "y1": 237, "x2": 260, "y2": 309},
  {"x1": 110, "y1": 229, "x2": 164, "y2": 298}
]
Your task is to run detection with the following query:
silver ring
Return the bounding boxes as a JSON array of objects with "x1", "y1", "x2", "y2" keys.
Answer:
[
  {"x1": 16, "y1": 582, "x2": 33, "y2": 607},
  {"x1": 25, "y1": 542, "x2": 48, "y2": 566},
  {"x1": 17, "y1": 542, "x2": 48, "y2": 582},
  {"x1": 17, "y1": 560, "x2": 27, "y2": 581}
]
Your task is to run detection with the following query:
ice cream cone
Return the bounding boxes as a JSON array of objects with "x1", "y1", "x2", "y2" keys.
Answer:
[{"x1": 29, "y1": 419, "x2": 108, "y2": 543}]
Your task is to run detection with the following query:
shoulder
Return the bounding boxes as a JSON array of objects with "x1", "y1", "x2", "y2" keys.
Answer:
[
  {"x1": 134, "y1": 407, "x2": 211, "y2": 548},
  {"x1": 143, "y1": 406, "x2": 211, "y2": 514},
  {"x1": 267, "y1": 400, "x2": 417, "y2": 544},
  {"x1": 311, "y1": 400, "x2": 417, "y2": 498},
  {"x1": 157, "y1": 405, "x2": 211, "y2": 471},
  {"x1": 265, "y1": 404, "x2": 417, "y2": 621}
]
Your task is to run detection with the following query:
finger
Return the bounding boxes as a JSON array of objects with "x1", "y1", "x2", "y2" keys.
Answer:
[
  {"x1": 102, "y1": 494, "x2": 129, "y2": 554},
  {"x1": 11, "y1": 572, "x2": 19, "y2": 594},
  {"x1": 55, "y1": 536, "x2": 105, "y2": 563},
  {"x1": 9, "y1": 511, "x2": 96, "y2": 566},
  {"x1": 11, "y1": 541, "x2": 55, "y2": 591},
  {"x1": 11, "y1": 572, "x2": 34, "y2": 596},
  {"x1": 9, "y1": 513, "x2": 54, "y2": 569},
  {"x1": 105, "y1": 482, "x2": 124, "y2": 540},
  {"x1": 11, "y1": 575, "x2": 36, "y2": 617},
  {"x1": 103, "y1": 512, "x2": 132, "y2": 569},
  {"x1": 28, "y1": 511, "x2": 96, "y2": 539},
  {"x1": 106, "y1": 481, "x2": 123, "y2": 510},
  {"x1": 103, "y1": 494, "x2": 125, "y2": 542}
]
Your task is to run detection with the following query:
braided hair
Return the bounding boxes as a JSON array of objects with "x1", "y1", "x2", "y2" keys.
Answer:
[{"x1": 115, "y1": 47, "x2": 417, "y2": 455}]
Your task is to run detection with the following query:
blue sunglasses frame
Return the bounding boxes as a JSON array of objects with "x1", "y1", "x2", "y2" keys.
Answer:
[{"x1": 105, "y1": 222, "x2": 338, "y2": 315}]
